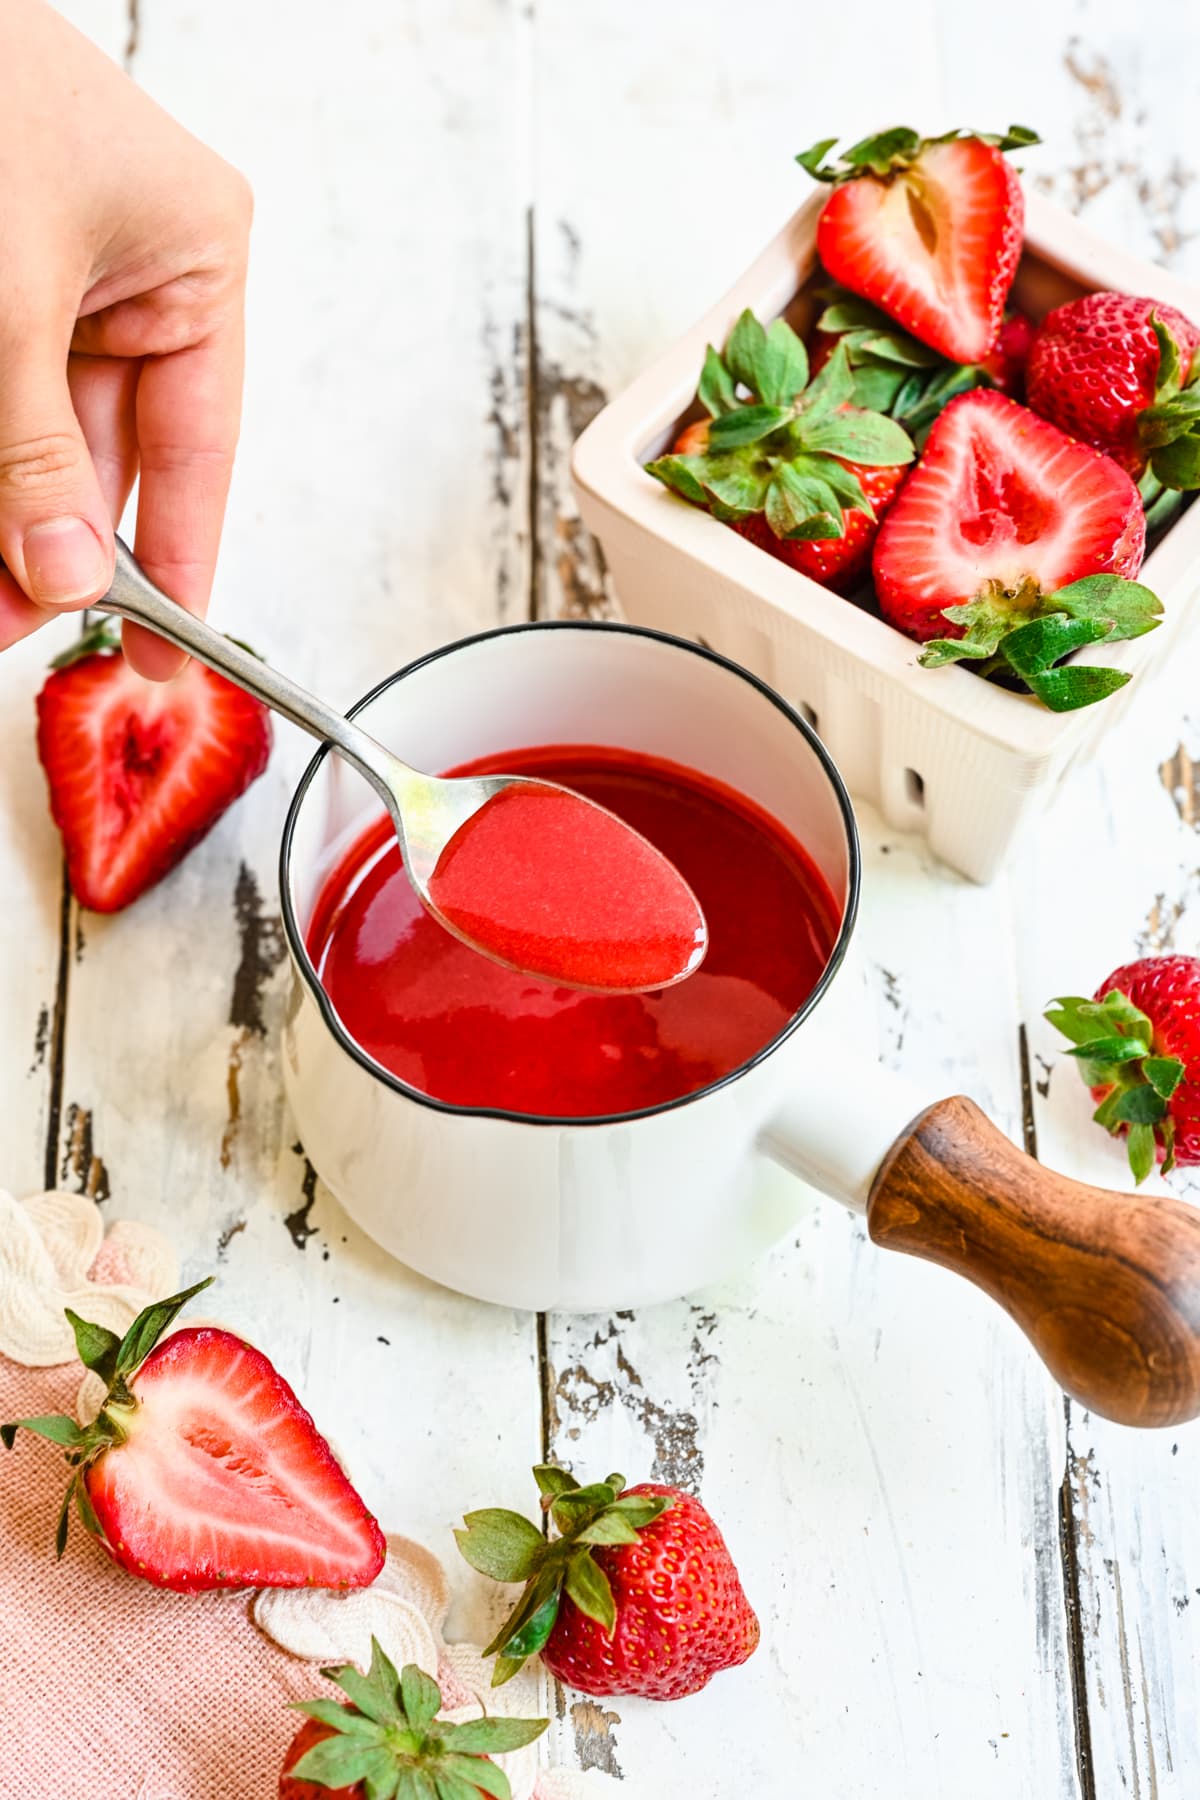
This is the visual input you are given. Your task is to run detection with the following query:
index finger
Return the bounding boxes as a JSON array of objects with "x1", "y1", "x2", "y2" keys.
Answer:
[{"x1": 126, "y1": 317, "x2": 245, "y2": 680}]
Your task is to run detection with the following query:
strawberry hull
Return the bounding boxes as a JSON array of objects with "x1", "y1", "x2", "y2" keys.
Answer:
[{"x1": 571, "y1": 191, "x2": 1200, "y2": 884}]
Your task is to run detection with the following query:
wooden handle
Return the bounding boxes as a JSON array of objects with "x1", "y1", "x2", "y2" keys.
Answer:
[{"x1": 868, "y1": 1096, "x2": 1200, "y2": 1428}]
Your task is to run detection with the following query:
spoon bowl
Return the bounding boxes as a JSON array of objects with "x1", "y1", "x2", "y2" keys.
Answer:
[{"x1": 96, "y1": 542, "x2": 707, "y2": 993}]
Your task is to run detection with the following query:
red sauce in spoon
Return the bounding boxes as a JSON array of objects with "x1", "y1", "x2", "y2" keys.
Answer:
[
  {"x1": 307, "y1": 745, "x2": 841, "y2": 1119},
  {"x1": 427, "y1": 781, "x2": 707, "y2": 991}
]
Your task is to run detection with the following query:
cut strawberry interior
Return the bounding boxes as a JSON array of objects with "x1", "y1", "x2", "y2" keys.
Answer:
[
  {"x1": 871, "y1": 390, "x2": 1160, "y2": 712},
  {"x1": 87, "y1": 1328, "x2": 385, "y2": 1591},
  {"x1": 877, "y1": 389, "x2": 1145, "y2": 614},
  {"x1": 803, "y1": 129, "x2": 1035, "y2": 364},
  {"x1": 37, "y1": 633, "x2": 271, "y2": 913}
]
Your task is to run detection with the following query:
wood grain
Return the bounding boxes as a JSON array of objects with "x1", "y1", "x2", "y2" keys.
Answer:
[
  {"x1": 1, "y1": 1, "x2": 1198, "y2": 1794},
  {"x1": 870, "y1": 1096, "x2": 1200, "y2": 1427}
]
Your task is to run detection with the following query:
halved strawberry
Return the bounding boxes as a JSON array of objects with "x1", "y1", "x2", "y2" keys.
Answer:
[
  {"x1": 36, "y1": 621, "x2": 271, "y2": 912},
  {"x1": 2, "y1": 1279, "x2": 385, "y2": 1593},
  {"x1": 798, "y1": 126, "x2": 1039, "y2": 363},
  {"x1": 871, "y1": 389, "x2": 1160, "y2": 711},
  {"x1": 647, "y1": 308, "x2": 914, "y2": 593}
]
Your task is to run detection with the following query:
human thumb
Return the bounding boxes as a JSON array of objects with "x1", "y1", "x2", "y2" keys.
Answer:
[{"x1": 0, "y1": 336, "x2": 114, "y2": 609}]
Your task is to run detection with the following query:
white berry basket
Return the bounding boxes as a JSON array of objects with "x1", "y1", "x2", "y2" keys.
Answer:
[{"x1": 571, "y1": 191, "x2": 1200, "y2": 883}]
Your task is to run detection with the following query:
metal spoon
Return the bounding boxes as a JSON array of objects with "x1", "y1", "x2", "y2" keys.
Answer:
[{"x1": 97, "y1": 539, "x2": 707, "y2": 993}]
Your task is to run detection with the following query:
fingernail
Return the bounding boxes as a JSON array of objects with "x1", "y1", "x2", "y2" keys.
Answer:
[{"x1": 23, "y1": 518, "x2": 111, "y2": 606}]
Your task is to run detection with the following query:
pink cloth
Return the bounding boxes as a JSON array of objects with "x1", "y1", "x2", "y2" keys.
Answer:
[{"x1": 0, "y1": 1353, "x2": 315, "y2": 1799}]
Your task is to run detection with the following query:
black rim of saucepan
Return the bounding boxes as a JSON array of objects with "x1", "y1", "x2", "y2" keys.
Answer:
[{"x1": 279, "y1": 619, "x2": 862, "y2": 1129}]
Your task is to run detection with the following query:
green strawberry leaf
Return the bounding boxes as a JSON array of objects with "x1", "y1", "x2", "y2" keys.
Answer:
[
  {"x1": 765, "y1": 467, "x2": 843, "y2": 541},
  {"x1": 846, "y1": 361, "x2": 912, "y2": 414},
  {"x1": 1152, "y1": 314, "x2": 1183, "y2": 401},
  {"x1": 1, "y1": 1413, "x2": 86, "y2": 1451},
  {"x1": 645, "y1": 454, "x2": 709, "y2": 506},
  {"x1": 400, "y1": 1663, "x2": 442, "y2": 1732},
  {"x1": 1022, "y1": 665, "x2": 1131, "y2": 711},
  {"x1": 1044, "y1": 576, "x2": 1163, "y2": 641},
  {"x1": 724, "y1": 309, "x2": 768, "y2": 392},
  {"x1": 1127, "y1": 1123, "x2": 1158, "y2": 1186},
  {"x1": 795, "y1": 135, "x2": 842, "y2": 180},
  {"x1": 796, "y1": 341, "x2": 856, "y2": 422},
  {"x1": 756, "y1": 317, "x2": 810, "y2": 407},
  {"x1": 707, "y1": 404, "x2": 790, "y2": 450},
  {"x1": 430, "y1": 1772, "x2": 490, "y2": 1800},
  {"x1": 485, "y1": 1561, "x2": 563, "y2": 1663},
  {"x1": 447, "y1": 1718, "x2": 550, "y2": 1755},
  {"x1": 1145, "y1": 1057, "x2": 1185, "y2": 1100},
  {"x1": 798, "y1": 409, "x2": 914, "y2": 465},
  {"x1": 440, "y1": 1758, "x2": 512, "y2": 1800},
  {"x1": 1111, "y1": 1086, "x2": 1169, "y2": 1126},
  {"x1": 291, "y1": 1737, "x2": 397, "y2": 1791},
  {"x1": 454, "y1": 1509, "x2": 545, "y2": 1583},
  {"x1": 55, "y1": 1476, "x2": 76, "y2": 1560},
  {"x1": 797, "y1": 453, "x2": 869, "y2": 514},
  {"x1": 63, "y1": 1313, "x2": 122, "y2": 1385},
  {"x1": 113, "y1": 1277, "x2": 215, "y2": 1382},
  {"x1": 697, "y1": 346, "x2": 737, "y2": 417},
  {"x1": 533, "y1": 1463, "x2": 580, "y2": 1500},
  {"x1": 1150, "y1": 429, "x2": 1200, "y2": 491},
  {"x1": 700, "y1": 461, "x2": 771, "y2": 516},
  {"x1": 1063, "y1": 1036, "x2": 1150, "y2": 1065},
  {"x1": 576, "y1": 1510, "x2": 643, "y2": 1547},
  {"x1": 856, "y1": 332, "x2": 942, "y2": 369},
  {"x1": 74, "y1": 1475, "x2": 102, "y2": 1538},
  {"x1": 49, "y1": 619, "x2": 122, "y2": 671},
  {"x1": 816, "y1": 297, "x2": 895, "y2": 335},
  {"x1": 292, "y1": 1699, "x2": 386, "y2": 1736},
  {"x1": 1000, "y1": 614, "x2": 1110, "y2": 678},
  {"x1": 797, "y1": 125, "x2": 1038, "y2": 184},
  {"x1": 564, "y1": 1548, "x2": 617, "y2": 1633}
]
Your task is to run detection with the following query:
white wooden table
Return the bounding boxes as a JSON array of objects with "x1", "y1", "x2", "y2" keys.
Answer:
[{"x1": 5, "y1": 5, "x2": 1200, "y2": 1793}]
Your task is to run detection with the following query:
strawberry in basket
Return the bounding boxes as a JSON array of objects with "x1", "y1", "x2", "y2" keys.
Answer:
[
  {"x1": 646, "y1": 308, "x2": 914, "y2": 593},
  {"x1": 797, "y1": 125, "x2": 1040, "y2": 363},
  {"x1": 1026, "y1": 292, "x2": 1200, "y2": 489},
  {"x1": 871, "y1": 388, "x2": 1162, "y2": 711}
]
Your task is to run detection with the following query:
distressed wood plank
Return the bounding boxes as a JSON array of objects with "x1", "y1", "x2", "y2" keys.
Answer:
[
  {"x1": 47, "y1": 0, "x2": 541, "y2": 1658},
  {"x1": 531, "y1": 9, "x2": 1089, "y2": 1790}
]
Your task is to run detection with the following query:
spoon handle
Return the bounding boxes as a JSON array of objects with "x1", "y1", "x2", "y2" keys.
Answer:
[{"x1": 97, "y1": 538, "x2": 413, "y2": 805}]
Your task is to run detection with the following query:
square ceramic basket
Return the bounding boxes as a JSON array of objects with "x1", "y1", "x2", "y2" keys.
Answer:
[{"x1": 571, "y1": 192, "x2": 1200, "y2": 882}]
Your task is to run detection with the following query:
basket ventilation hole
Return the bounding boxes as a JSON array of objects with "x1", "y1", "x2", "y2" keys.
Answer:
[
  {"x1": 904, "y1": 768, "x2": 926, "y2": 809},
  {"x1": 798, "y1": 702, "x2": 819, "y2": 732}
]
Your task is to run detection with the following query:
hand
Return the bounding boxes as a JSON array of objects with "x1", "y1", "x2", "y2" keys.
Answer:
[{"x1": 0, "y1": 0, "x2": 252, "y2": 677}]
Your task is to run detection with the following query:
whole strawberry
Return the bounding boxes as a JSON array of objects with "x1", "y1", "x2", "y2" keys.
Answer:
[
  {"x1": 37, "y1": 620, "x2": 271, "y2": 912},
  {"x1": 279, "y1": 1638, "x2": 546, "y2": 1799},
  {"x1": 1026, "y1": 293, "x2": 1200, "y2": 487},
  {"x1": 2, "y1": 1278, "x2": 384, "y2": 1592},
  {"x1": 797, "y1": 125, "x2": 1040, "y2": 363},
  {"x1": 872, "y1": 388, "x2": 1161, "y2": 711},
  {"x1": 1047, "y1": 957, "x2": 1200, "y2": 1183},
  {"x1": 647, "y1": 309, "x2": 914, "y2": 594},
  {"x1": 456, "y1": 1466, "x2": 759, "y2": 1701}
]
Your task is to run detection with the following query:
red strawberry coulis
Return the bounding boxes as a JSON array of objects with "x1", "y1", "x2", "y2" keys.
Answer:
[
  {"x1": 308, "y1": 744, "x2": 840, "y2": 1118},
  {"x1": 427, "y1": 779, "x2": 706, "y2": 992}
]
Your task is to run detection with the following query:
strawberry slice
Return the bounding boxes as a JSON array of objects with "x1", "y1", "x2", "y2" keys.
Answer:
[
  {"x1": 36, "y1": 621, "x2": 271, "y2": 912},
  {"x1": 798, "y1": 126, "x2": 1039, "y2": 364},
  {"x1": 2, "y1": 1279, "x2": 385, "y2": 1593},
  {"x1": 871, "y1": 388, "x2": 1160, "y2": 711}
]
